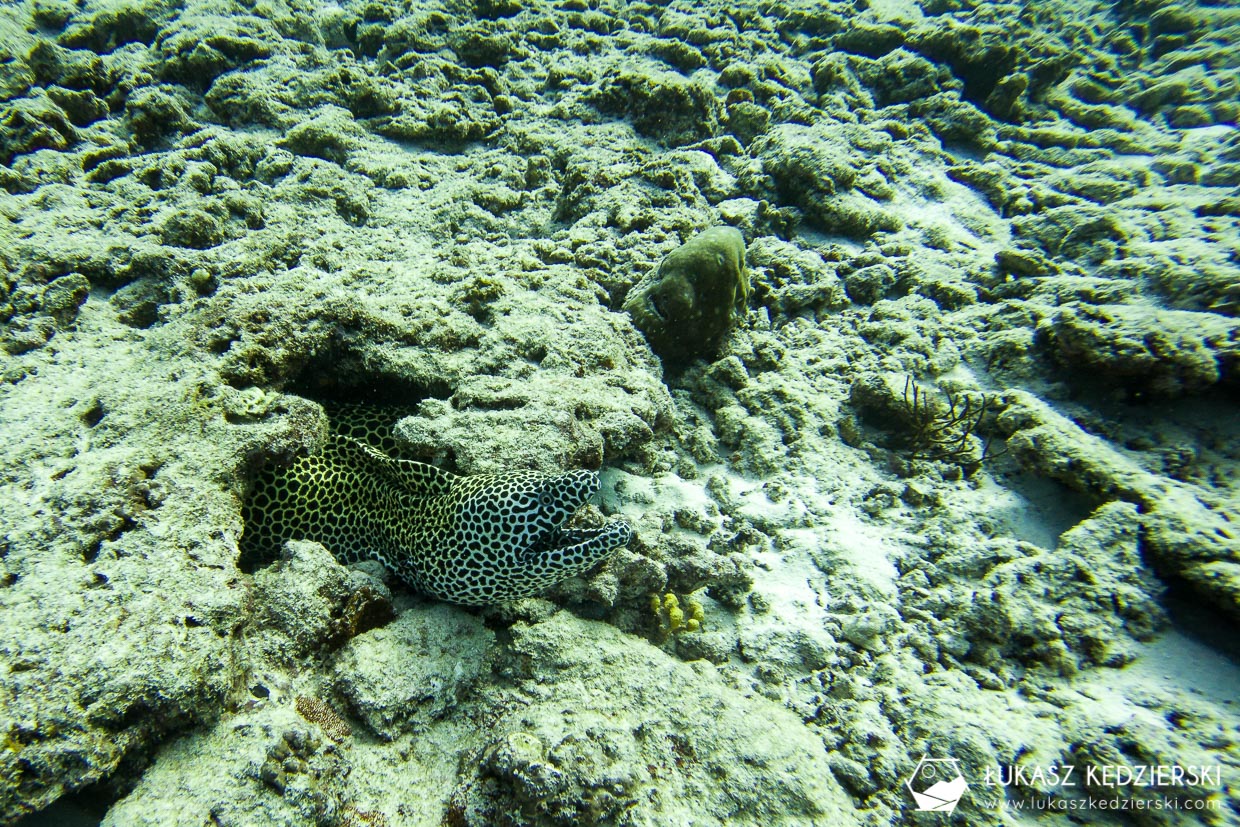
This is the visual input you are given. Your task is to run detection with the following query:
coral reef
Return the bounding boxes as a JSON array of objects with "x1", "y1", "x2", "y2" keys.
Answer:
[
  {"x1": 1040, "y1": 303, "x2": 1238, "y2": 397},
  {"x1": 0, "y1": 0, "x2": 1237, "y2": 823}
]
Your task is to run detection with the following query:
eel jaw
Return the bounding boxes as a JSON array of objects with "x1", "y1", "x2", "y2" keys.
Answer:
[{"x1": 525, "y1": 520, "x2": 634, "y2": 558}]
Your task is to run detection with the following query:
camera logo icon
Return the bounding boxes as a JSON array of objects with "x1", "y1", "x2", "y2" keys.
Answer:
[{"x1": 906, "y1": 755, "x2": 969, "y2": 813}]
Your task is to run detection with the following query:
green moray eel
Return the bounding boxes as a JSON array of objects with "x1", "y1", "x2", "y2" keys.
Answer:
[{"x1": 240, "y1": 404, "x2": 632, "y2": 605}]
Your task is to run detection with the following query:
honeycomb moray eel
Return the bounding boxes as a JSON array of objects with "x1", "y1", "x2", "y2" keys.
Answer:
[{"x1": 240, "y1": 403, "x2": 633, "y2": 605}]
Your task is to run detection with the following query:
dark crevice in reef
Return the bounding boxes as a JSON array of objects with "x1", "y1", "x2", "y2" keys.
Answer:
[
  {"x1": 235, "y1": 333, "x2": 464, "y2": 573},
  {"x1": 1161, "y1": 581, "x2": 1240, "y2": 663},
  {"x1": 239, "y1": 345, "x2": 460, "y2": 575},
  {"x1": 13, "y1": 784, "x2": 113, "y2": 827},
  {"x1": 284, "y1": 346, "x2": 453, "y2": 409},
  {"x1": 286, "y1": 374, "x2": 439, "y2": 410}
]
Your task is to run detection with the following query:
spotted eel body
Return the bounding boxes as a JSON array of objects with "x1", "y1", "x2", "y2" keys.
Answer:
[{"x1": 240, "y1": 404, "x2": 632, "y2": 605}]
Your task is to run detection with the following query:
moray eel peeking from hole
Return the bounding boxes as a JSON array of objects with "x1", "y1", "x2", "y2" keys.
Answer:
[{"x1": 240, "y1": 403, "x2": 632, "y2": 605}]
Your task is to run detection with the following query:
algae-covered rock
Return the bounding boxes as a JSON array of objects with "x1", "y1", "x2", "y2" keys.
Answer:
[
  {"x1": 1040, "y1": 303, "x2": 1239, "y2": 397},
  {"x1": 455, "y1": 611, "x2": 863, "y2": 826},
  {"x1": 333, "y1": 606, "x2": 493, "y2": 739},
  {"x1": 251, "y1": 540, "x2": 394, "y2": 659},
  {"x1": 623, "y1": 226, "x2": 749, "y2": 367},
  {"x1": 39, "y1": 272, "x2": 89, "y2": 326},
  {"x1": 747, "y1": 123, "x2": 902, "y2": 238},
  {"x1": 588, "y1": 65, "x2": 719, "y2": 147},
  {"x1": 961, "y1": 501, "x2": 1165, "y2": 675},
  {"x1": 999, "y1": 391, "x2": 1240, "y2": 618},
  {"x1": 0, "y1": 94, "x2": 78, "y2": 164},
  {"x1": 746, "y1": 236, "x2": 848, "y2": 315}
]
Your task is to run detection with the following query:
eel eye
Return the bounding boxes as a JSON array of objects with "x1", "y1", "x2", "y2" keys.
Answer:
[{"x1": 538, "y1": 489, "x2": 556, "y2": 508}]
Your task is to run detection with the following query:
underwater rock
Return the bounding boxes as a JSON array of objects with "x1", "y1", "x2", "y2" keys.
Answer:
[
  {"x1": 100, "y1": 703, "x2": 356, "y2": 827},
  {"x1": 588, "y1": 64, "x2": 719, "y2": 147},
  {"x1": 0, "y1": 94, "x2": 78, "y2": 164},
  {"x1": 623, "y1": 226, "x2": 750, "y2": 367},
  {"x1": 395, "y1": 378, "x2": 658, "y2": 475},
  {"x1": 455, "y1": 611, "x2": 863, "y2": 826},
  {"x1": 747, "y1": 123, "x2": 902, "y2": 238},
  {"x1": 746, "y1": 237, "x2": 849, "y2": 316},
  {"x1": 333, "y1": 606, "x2": 493, "y2": 739},
  {"x1": 251, "y1": 540, "x2": 393, "y2": 659},
  {"x1": 1040, "y1": 303, "x2": 1238, "y2": 397},
  {"x1": 955, "y1": 501, "x2": 1165, "y2": 676},
  {"x1": 999, "y1": 392, "x2": 1240, "y2": 619}
]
